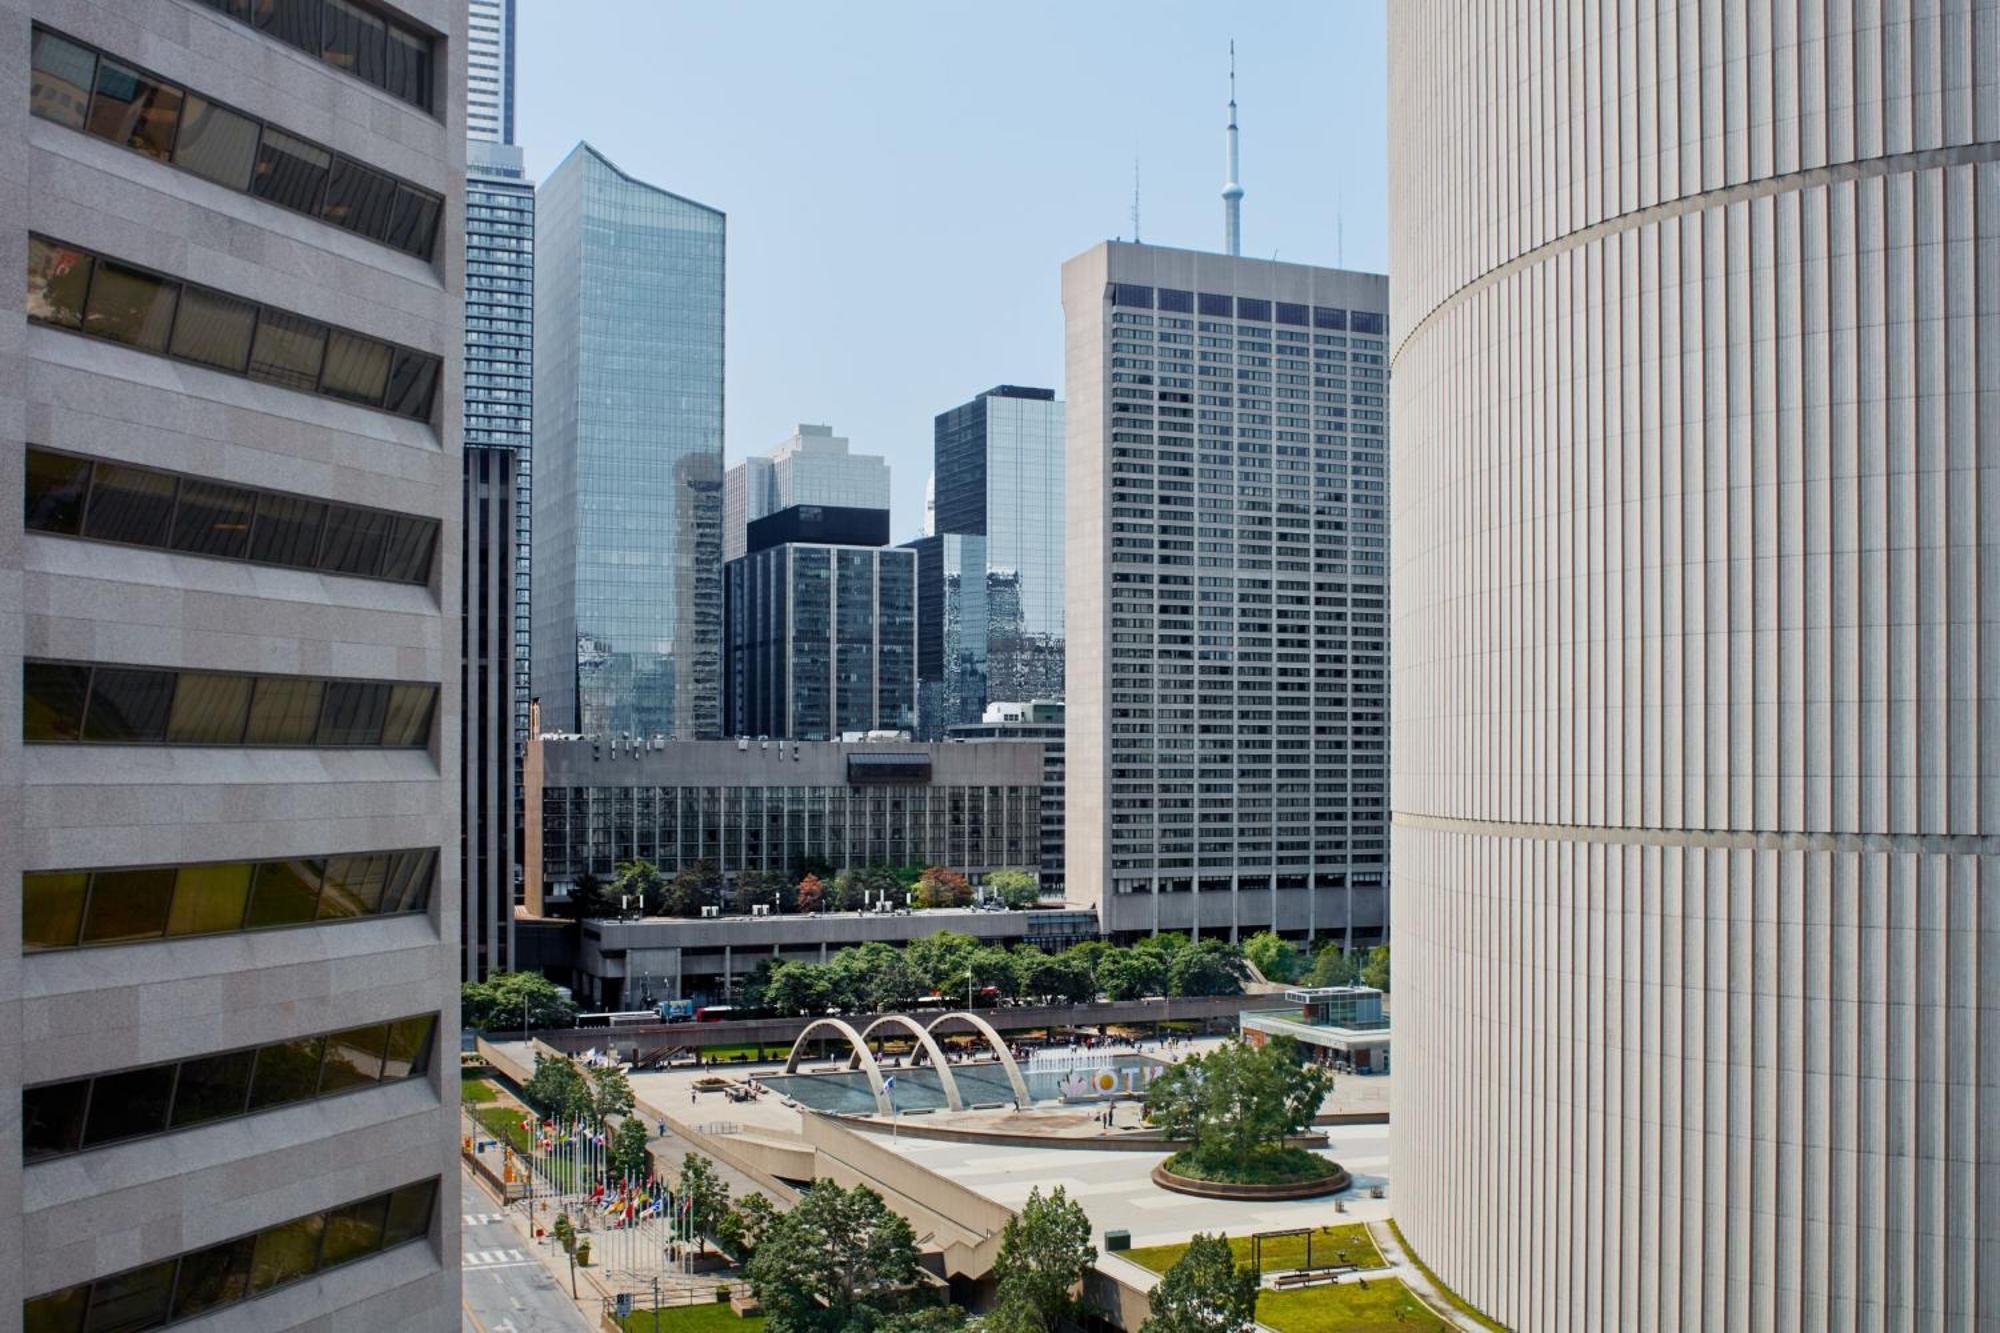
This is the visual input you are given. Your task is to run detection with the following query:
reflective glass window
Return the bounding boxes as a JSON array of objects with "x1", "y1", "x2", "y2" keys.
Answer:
[
  {"x1": 1350, "y1": 311, "x2": 1385, "y2": 335},
  {"x1": 321, "y1": 155, "x2": 398, "y2": 243},
  {"x1": 320, "y1": 0, "x2": 386, "y2": 86},
  {"x1": 26, "y1": 236, "x2": 92, "y2": 329},
  {"x1": 23, "y1": 871, "x2": 89, "y2": 950},
  {"x1": 381, "y1": 1015, "x2": 434, "y2": 1079},
  {"x1": 245, "y1": 1036, "x2": 324, "y2": 1112},
  {"x1": 1276, "y1": 301, "x2": 1309, "y2": 326},
  {"x1": 81, "y1": 1258, "x2": 177, "y2": 1332},
  {"x1": 318, "y1": 680, "x2": 389, "y2": 745},
  {"x1": 168, "y1": 1235, "x2": 255, "y2": 1319},
  {"x1": 1159, "y1": 288, "x2": 1194, "y2": 313},
  {"x1": 1199, "y1": 292, "x2": 1232, "y2": 317},
  {"x1": 319, "y1": 330, "x2": 391, "y2": 406},
  {"x1": 380, "y1": 683, "x2": 434, "y2": 747},
  {"x1": 24, "y1": 448, "x2": 92, "y2": 535},
  {"x1": 380, "y1": 1178, "x2": 436, "y2": 1246},
  {"x1": 383, "y1": 347, "x2": 439, "y2": 419},
  {"x1": 165, "y1": 672, "x2": 252, "y2": 743},
  {"x1": 23, "y1": 662, "x2": 92, "y2": 741},
  {"x1": 1237, "y1": 297, "x2": 1272, "y2": 322},
  {"x1": 1313, "y1": 306, "x2": 1347, "y2": 330},
  {"x1": 383, "y1": 25, "x2": 431, "y2": 109},
  {"x1": 317, "y1": 854, "x2": 388, "y2": 919},
  {"x1": 80, "y1": 1063, "x2": 176, "y2": 1146},
  {"x1": 246, "y1": 310, "x2": 327, "y2": 391},
  {"x1": 248, "y1": 492, "x2": 326, "y2": 566},
  {"x1": 81, "y1": 260, "x2": 179, "y2": 352},
  {"x1": 81, "y1": 668, "x2": 175, "y2": 743},
  {"x1": 172, "y1": 93, "x2": 259, "y2": 191},
  {"x1": 386, "y1": 185, "x2": 440, "y2": 257},
  {"x1": 251, "y1": 126, "x2": 331, "y2": 215},
  {"x1": 168, "y1": 1048, "x2": 256, "y2": 1128},
  {"x1": 168, "y1": 286, "x2": 258, "y2": 373},
  {"x1": 23, "y1": 1285, "x2": 88, "y2": 1333},
  {"x1": 316, "y1": 1022, "x2": 389, "y2": 1091},
  {"x1": 244, "y1": 676, "x2": 324, "y2": 744},
  {"x1": 85, "y1": 58, "x2": 183, "y2": 161},
  {"x1": 320, "y1": 1193, "x2": 389, "y2": 1266},
  {"x1": 253, "y1": 0, "x2": 323, "y2": 55},
  {"x1": 317, "y1": 504, "x2": 390, "y2": 576},
  {"x1": 78, "y1": 866, "x2": 176, "y2": 943},
  {"x1": 381, "y1": 848, "x2": 435, "y2": 913},
  {"x1": 249, "y1": 1212, "x2": 325, "y2": 1291},
  {"x1": 166, "y1": 862, "x2": 254, "y2": 937},
  {"x1": 83, "y1": 462, "x2": 176, "y2": 546},
  {"x1": 22, "y1": 1079, "x2": 89, "y2": 1160},
  {"x1": 244, "y1": 858, "x2": 323, "y2": 927},
  {"x1": 29, "y1": 29, "x2": 95, "y2": 130},
  {"x1": 376, "y1": 513, "x2": 437, "y2": 583},
  {"x1": 169, "y1": 476, "x2": 256, "y2": 558}
]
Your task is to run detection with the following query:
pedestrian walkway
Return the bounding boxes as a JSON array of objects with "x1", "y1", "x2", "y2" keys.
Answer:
[{"x1": 1365, "y1": 1220, "x2": 1490, "y2": 1332}]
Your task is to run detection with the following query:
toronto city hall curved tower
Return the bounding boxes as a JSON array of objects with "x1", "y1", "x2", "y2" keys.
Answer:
[{"x1": 1389, "y1": 4, "x2": 2000, "y2": 1330}]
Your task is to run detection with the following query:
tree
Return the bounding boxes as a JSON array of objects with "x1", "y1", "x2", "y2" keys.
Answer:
[
  {"x1": 1143, "y1": 1037, "x2": 1330, "y2": 1174},
  {"x1": 1362, "y1": 943, "x2": 1391, "y2": 993},
  {"x1": 984, "y1": 868, "x2": 1040, "y2": 909},
  {"x1": 906, "y1": 931, "x2": 979, "y2": 994},
  {"x1": 588, "y1": 1063, "x2": 635, "y2": 1128},
  {"x1": 1167, "y1": 939, "x2": 1249, "y2": 997},
  {"x1": 717, "y1": 1192, "x2": 778, "y2": 1265},
  {"x1": 1242, "y1": 931, "x2": 1301, "y2": 984},
  {"x1": 552, "y1": 870, "x2": 612, "y2": 921},
  {"x1": 663, "y1": 861, "x2": 724, "y2": 917},
  {"x1": 914, "y1": 865, "x2": 972, "y2": 909},
  {"x1": 1019, "y1": 950, "x2": 1097, "y2": 1005},
  {"x1": 735, "y1": 869, "x2": 791, "y2": 915},
  {"x1": 745, "y1": 1181, "x2": 923, "y2": 1333},
  {"x1": 460, "y1": 970, "x2": 577, "y2": 1032},
  {"x1": 1303, "y1": 943, "x2": 1362, "y2": 989},
  {"x1": 1097, "y1": 948, "x2": 1168, "y2": 1002},
  {"x1": 966, "y1": 945, "x2": 1021, "y2": 1004},
  {"x1": 608, "y1": 1116, "x2": 651, "y2": 1183},
  {"x1": 1140, "y1": 1233, "x2": 1258, "y2": 1333},
  {"x1": 523, "y1": 1052, "x2": 593, "y2": 1122},
  {"x1": 830, "y1": 870, "x2": 867, "y2": 913},
  {"x1": 612, "y1": 859, "x2": 667, "y2": 916},
  {"x1": 675, "y1": 1153, "x2": 731, "y2": 1254},
  {"x1": 987, "y1": 1186, "x2": 1095, "y2": 1333},
  {"x1": 795, "y1": 873, "x2": 827, "y2": 915},
  {"x1": 764, "y1": 962, "x2": 835, "y2": 1017}
]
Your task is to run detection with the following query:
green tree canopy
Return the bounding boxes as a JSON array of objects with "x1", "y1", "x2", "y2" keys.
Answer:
[
  {"x1": 1140, "y1": 1233, "x2": 1258, "y2": 1333},
  {"x1": 1097, "y1": 948, "x2": 1168, "y2": 1002},
  {"x1": 675, "y1": 1153, "x2": 731, "y2": 1254},
  {"x1": 1303, "y1": 942, "x2": 1362, "y2": 988},
  {"x1": 717, "y1": 1192, "x2": 779, "y2": 1265},
  {"x1": 1362, "y1": 943, "x2": 1391, "y2": 993},
  {"x1": 588, "y1": 1063, "x2": 635, "y2": 1127},
  {"x1": 764, "y1": 961, "x2": 835, "y2": 1017},
  {"x1": 735, "y1": 869, "x2": 792, "y2": 915},
  {"x1": 1167, "y1": 939, "x2": 1249, "y2": 997},
  {"x1": 984, "y1": 868, "x2": 1040, "y2": 909},
  {"x1": 1019, "y1": 950, "x2": 1098, "y2": 1005},
  {"x1": 663, "y1": 861, "x2": 724, "y2": 917},
  {"x1": 745, "y1": 1181, "x2": 923, "y2": 1333},
  {"x1": 523, "y1": 1052, "x2": 593, "y2": 1123},
  {"x1": 1143, "y1": 1036, "x2": 1331, "y2": 1173},
  {"x1": 987, "y1": 1186, "x2": 1095, "y2": 1333},
  {"x1": 460, "y1": 970, "x2": 577, "y2": 1032},
  {"x1": 612, "y1": 859, "x2": 667, "y2": 916},
  {"x1": 1241, "y1": 931, "x2": 1301, "y2": 984},
  {"x1": 608, "y1": 1116, "x2": 651, "y2": 1184},
  {"x1": 906, "y1": 931, "x2": 979, "y2": 994},
  {"x1": 966, "y1": 945, "x2": 1022, "y2": 1004}
]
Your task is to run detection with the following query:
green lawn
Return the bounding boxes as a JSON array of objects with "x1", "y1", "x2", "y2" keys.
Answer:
[
  {"x1": 461, "y1": 1073, "x2": 501, "y2": 1105},
  {"x1": 1257, "y1": 1279, "x2": 1447, "y2": 1333},
  {"x1": 471, "y1": 1104, "x2": 585, "y2": 1192},
  {"x1": 1124, "y1": 1224, "x2": 1384, "y2": 1276},
  {"x1": 618, "y1": 1302, "x2": 764, "y2": 1333}
]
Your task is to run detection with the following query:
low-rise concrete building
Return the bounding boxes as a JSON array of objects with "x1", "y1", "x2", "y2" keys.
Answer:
[
  {"x1": 1240, "y1": 986, "x2": 1390, "y2": 1073},
  {"x1": 946, "y1": 699, "x2": 1065, "y2": 892}
]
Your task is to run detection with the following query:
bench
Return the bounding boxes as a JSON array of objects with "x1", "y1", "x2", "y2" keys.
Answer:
[{"x1": 1271, "y1": 1265, "x2": 1358, "y2": 1290}]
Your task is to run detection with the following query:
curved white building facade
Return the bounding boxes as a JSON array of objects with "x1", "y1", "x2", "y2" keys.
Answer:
[{"x1": 1389, "y1": 5, "x2": 2000, "y2": 1329}]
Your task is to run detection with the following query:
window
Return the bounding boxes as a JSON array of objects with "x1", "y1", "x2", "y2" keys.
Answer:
[
  {"x1": 1110, "y1": 282, "x2": 1154, "y2": 309},
  {"x1": 244, "y1": 677, "x2": 325, "y2": 745},
  {"x1": 164, "y1": 672, "x2": 253, "y2": 743},
  {"x1": 321, "y1": 157, "x2": 399, "y2": 243},
  {"x1": 248, "y1": 491, "x2": 326, "y2": 565},
  {"x1": 383, "y1": 25, "x2": 433, "y2": 109},
  {"x1": 87, "y1": 59, "x2": 183, "y2": 161},
  {"x1": 169, "y1": 287, "x2": 258, "y2": 372},
  {"x1": 1199, "y1": 292, "x2": 1233, "y2": 317},
  {"x1": 254, "y1": 0, "x2": 323, "y2": 54},
  {"x1": 194, "y1": 0, "x2": 436, "y2": 112},
  {"x1": 244, "y1": 1036, "x2": 325, "y2": 1112},
  {"x1": 174, "y1": 93, "x2": 260, "y2": 191},
  {"x1": 316, "y1": 1022, "x2": 390, "y2": 1091},
  {"x1": 29, "y1": 29, "x2": 95, "y2": 130},
  {"x1": 82, "y1": 260, "x2": 178, "y2": 352},
  {"x1": 79, "y1": 866, "x2": 178, "y2": 943},
  {"x1": 1276, "y1": 301, "x2": 1309, "y2": 326},
  {"x1": 384, "y1": 346, "x2": 440, "y2": 417},
  {"x1": 169, "y1": 477, "x2": 257, "y2": 559},
  {"x1": 1237, "y1": 297, "x2": 1272, "y2": 322},
  {"x1": 81, "y1": 1064, "x2": 176, "y2": 1147},
  {"x1": 22, "y1": 662, "x2": 90, "y2": 741},
  {"x1": 23, "y1": 449, "x2": 90, "y2": 535},
  {"x1": 83, "y1": 462, "x2": 177, "y2": 546},
  {"x1": 251, "y1": 126, "x2": 331, "y2": 213},
  {"x1": 244, "y1": 857, "x2": 325, "y2": 927},
  {"x1": 321, "y1": 0, "x2": 387, "y2": 86},
  {"x1": 320, "y1": 329, "x2": 393, "y2": 405},
  {"x1": 23, "y1": 1179, "x2": 439, "y2": 1332},
  {"x1": 25, "y1": 236, "x2": 90, "y2": 328},
  {"x1": 80, "y1": 668, "x2": 175, "y2": 743},
  {"x1": 1158, "y1": 288, "x2": 1193, "y2": 313},
  {"x1": 1350, "y1": 311, "x2": 1387, "y2": 335},
  {"x1": 165, "y1": 862, "x2": 255, "y2": 937}
]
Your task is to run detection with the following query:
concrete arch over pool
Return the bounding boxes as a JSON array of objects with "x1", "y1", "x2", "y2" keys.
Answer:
[
  {"x1": 925, "y1": 1011, "x2": 1031, "y2": 1107},
  {"x1": 850, "y1": 1015, "x2": 963, "y2": 1111},
  {"x1": 784, "y1": 1017, "x2": 892, "y2": 1114}
]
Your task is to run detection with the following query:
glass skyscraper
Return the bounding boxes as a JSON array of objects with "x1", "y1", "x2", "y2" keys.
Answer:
[
  {"x1": 533, "y1": 143, "x2": 725, "y2": 740},
  {"x1": 912, "y1": 386, "x2": 1065, "y2": 735}
]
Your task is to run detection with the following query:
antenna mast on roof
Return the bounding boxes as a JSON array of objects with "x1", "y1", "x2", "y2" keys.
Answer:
[
  {"x1": 1222, "y1": 40, "x2": 1243, "y2": 256},
  {"x1": 1132, "y1": 155, "x2": 1142, "y2": 243}
]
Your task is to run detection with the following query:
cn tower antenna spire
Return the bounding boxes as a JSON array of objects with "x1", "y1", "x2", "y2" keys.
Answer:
[{"x1": 1223, "y1": 40, "x2": 1243, "y2": 256}]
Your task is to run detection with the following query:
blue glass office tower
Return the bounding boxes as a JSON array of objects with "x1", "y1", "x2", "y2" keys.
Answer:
[{"x1": 533, "y1": 143, "x2": 726, "y2": 740}]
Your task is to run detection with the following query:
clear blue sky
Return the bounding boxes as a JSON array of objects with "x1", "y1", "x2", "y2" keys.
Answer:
[{"x1": 515, "y1": 1, "x2": 1388, "y2": 539}]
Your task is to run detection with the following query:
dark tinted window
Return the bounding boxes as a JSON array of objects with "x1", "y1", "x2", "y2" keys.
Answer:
[
  {"x1": 23, "y1": 1284, "x2": 88, "y2": 1333},
  {"x1": 86, "y1": 58, "x2": 183, "y2": 161},
  {"x1": 320, "y1": 330, "x2": 392, "y2": 406},
  {"x1": 1275, "y1": 301, "x2": 1309, "y2": 326},
  {"x1": 164, "y1": 672, "x2": 252, "y2": 743},
  {"x1": 22, "y1": 1079, "x2": 90, "y2": 1160},
  {"x1": 383, "y1": 348, "x2": 439, "y2": 419},
  {"x1": 377, "y1": 513, "x2": 437, "y2": 583},
  {"x1": 24, "y1": 449, "x2": 91, "y2": 535},
  {"x1": 381, "y1": 1015, "x2": 434, "y2": 1079},
  {"x1": 249, "y1": 1213, "x2": 326, "y2": 1291},
  {"x1": 173, "y1": 93, "x2": 260, "y2": 191},
  {"x1": 1350, "y1": 311, "x2": 1386, "y2": 335},
  {"x1": 29, "y1": 28, "x2": 95, "y2": 130},
  {"x1": 22, "y1": 871, "x2": 89, "y2": 950},
  {"x1": 380, "y1": 683, "x2": 435, "y2": 747},
  {"x1": 316, "y1": 1021, "x2": 389, "y2": 1090},
  {"x1": 1110, "y1": 283, "x2": 1153, "y2": 309},
  {"x1": 169, "y1": 476, "x2": 257, "y2": 558},
  {"x1": 246, "y1": 310, "x2": 327, "y2": 391},
  {"x1": 1199, "y1": 292, "x2": 1233, "y2": 317},
  {"x1": 320, "y1": 0, "x2": 386, "y2": 86},
  {"x1": 384, "y1": 25, "x2": 431, "y2": 109},
  {"x1": 244, "y1": 858, "x2": 323, "y2": 927},
  {"x1": 320, "y1": 1193, "x2": 389, "y2": 1265},
  {"x1": 169, "y1": 1236, "x2": 256, "y2": 1320},
  {"x1": 317, "y1": 854, "x2": 389, "y2": 919},
  {"x1": 254, "y1": 0, "x2": 324, "y2": 54},
  {"x1": 246, "y1": 1036, "x2": 325, "y2": 1112},
  {"x1": 317, "y1": 505, "x2": 390, "y2": 576},
  {"x1": 80, "y1": 1258, "x2": 176, "y2": 1332},
  {"x1": 81, "y1": 667, "x2": 176, "y2": 742},
  {"x1": 78, "y1": 866, "x2": 176, "y2": 943},
  {"x1": 244, "y1": 676, "x2": 324, "y2": 744},
  {"x1": 386, "y1": 185, "x2": 441, "y2": 257},
  {"x1": 382, "y1": 848, "x2": 436, "y2": 913},
  {"x1": 318, "y1": 680, "x2": 389, "y2": 744},
  {"x1": 322, "y1": 155, "x2": 399, "y2": 243},
  {"x1": 1236, "y1": 297, "x2": 1271, "y2": 322},
  {"x1": 169, "y1": 286, "x2": 258, "y2": 373},
  {"x1": 169, "y1": 1049, "x2": 256, "y2": 1128},
  {"x1": 23, "y1": 662, "x2": 92, "y2": 741},
  {"x1": 380, "y1": 1178, "x2": 437, "y2": 1246},
  {"x1": 83, "y1": 462, "x2": 176, "y2": 546},
  {"x1": 1314, "y1": 305, "x2": 1347, "y2": 330},
  {"x1": 250, "y1": 127, "x2": 331, "y2": 215},
  {"x1": 80, "y1": 1063, "x2": 176, "y2": 1146},
  {"x1": 1158, "y1": 288, "x2": 1193, "y2": 313},
  {"x1": 248, "y1": 492, "x2": 326, "y2": 566},
  {"x1": 81, "y1": 260, "x2": 179, "y2": 352},
  {"x1": 165, "y1": 862, "x2": 255, "y2": 937},
  {"x1": 26, "y1": 236, "x2": 92, "y2": 329}
]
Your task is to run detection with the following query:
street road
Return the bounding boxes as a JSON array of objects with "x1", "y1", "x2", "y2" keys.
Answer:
[{"x1": 460, "y1": 1166, "x2": 593, "y2": 1333}]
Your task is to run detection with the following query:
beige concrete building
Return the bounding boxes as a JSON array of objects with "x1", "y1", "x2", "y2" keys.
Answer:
[
  {"x1": 1389, "y1": 3, "x2": 2000, "y2": 1329},
  {"x1": 4, "y1": 0, "x2": 464, "y2": 1327}
]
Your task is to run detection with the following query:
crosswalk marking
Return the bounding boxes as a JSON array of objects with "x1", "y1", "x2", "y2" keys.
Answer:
[
  {"x1": 464, "y1": 1248, "x2": 528, "y2": 1267},
  {"x1": 463, "y1": 1212, "x2": 509, "y2": 1226}
]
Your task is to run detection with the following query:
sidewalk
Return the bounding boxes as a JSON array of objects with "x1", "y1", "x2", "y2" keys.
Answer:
[{"x1": 1365, "y1": 1220, "x2": 1492, "y2": 1332}]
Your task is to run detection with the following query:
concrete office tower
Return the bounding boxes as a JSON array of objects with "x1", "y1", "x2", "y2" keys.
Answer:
[
  {"x1": 721, "y1": 423, "x2": 891, "y2": 562},
  {"x1": 461, "y1": 0, "x2": 531, "y2": 979},
  {"x1": 725, "y1": 505, "x2": 917, "y2": 740},
  {"x1": 7, "y1": 0, "x2": 464, "y2": 1327},
  {"x1": 910, "y1": 385, "x2": 1065, "y2": 737},
  {"x1": 948, "y1": 700, "x2": 1066, "y2": 892},
  {"x1": 1062, "y1": 244, "x2": 1390, "y2": 943},
  {"x1": 1388, "y1": 5, "x2": 2000, "y2": 1329},
  {"x1": 534, "y1": 143, "x2": 725, "y2": 739}
]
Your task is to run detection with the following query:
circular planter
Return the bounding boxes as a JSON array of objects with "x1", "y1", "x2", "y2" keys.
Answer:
[{"x1": 1150, "y1": 1160, "x2": 1352, "y2": 1201}]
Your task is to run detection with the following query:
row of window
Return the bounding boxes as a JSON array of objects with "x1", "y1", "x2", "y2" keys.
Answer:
[
  {"x1": 188, "y1": 0, "x2": 435, "y2": 112},
  {"x1": 22, "y1": 1176, "x2": 438, "y2": 1333},
  {"x1": 31, "y1": 28, "x2": 441, "y2": 260},
  {"x1": 27, "y1": 236, "x2": 441, "y2": 421},
  {"x1": 23, "y1": 660, "x2": 437, "y2": 749},
  {"x1": 23, "y1": 846, "x2": 437, "y2": 952},
  {"x1": 24, "y1": 1013, "x2": 436, "y2": 1161},
  {"x1": 24, "y1": 447, "x2": 437, "y2": 584},
  {"x1": 1109, "y1": 283, "x2": 1387, "y2": 333}
]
